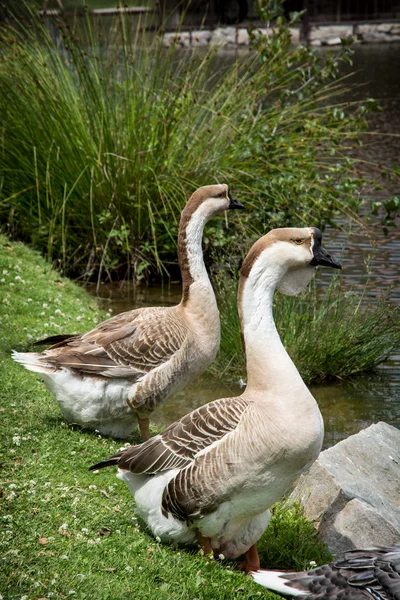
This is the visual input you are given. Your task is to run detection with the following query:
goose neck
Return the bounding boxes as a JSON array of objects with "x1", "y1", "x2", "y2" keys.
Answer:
[
  {"x1": 178, "y1": 205, "x2": 212, "y2": 306},
  {"x1": 239, "y1": 266, "x2": 305, "y2": 394}
]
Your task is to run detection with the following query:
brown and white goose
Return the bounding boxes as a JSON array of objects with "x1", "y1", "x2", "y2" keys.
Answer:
[
  {"x1": 89, "y1": 227, "x2": 341, "y2": 571},
  {"x1": 251, "y1": 545, "x2": 400, "y2": 599},
  {"x1": 12, "y1": 184, "x2": 244, "y2": 440}
]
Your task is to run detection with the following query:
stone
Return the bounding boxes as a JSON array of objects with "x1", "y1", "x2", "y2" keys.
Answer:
[
  {"x1": 192, "y1": 30, "x2": 213, "y2": 47},
  {"x1": 237, "y1": 28, "x2": 250, "y2": 45},
  {"x1": 290, "y1": 422, "x2": 400, "y2": 554},
  {"x1": 325, "y1": 37, "x2": 342, "y2": 46},
  {"x1": 309, "y1": 25, "x2": 353, "y2": 42},
  {"x1": 376, "y1": 22, "x2": 393, "y2": 33},
  {"x1": 289, "y1": 27, "x2": 300, "y2": 45},
  {"x1": 211, "y1": 27, "x2": 236, "y2": 46}
]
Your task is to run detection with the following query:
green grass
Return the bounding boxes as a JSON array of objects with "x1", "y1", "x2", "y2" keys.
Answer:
[
  {"x1": 212, "y1": 269, "x2": 400, "y2": 384},
  {"x1": 0, "y1": 235, "x2": 332, "y2": 599},
  {"x1": 0, "y1": 2, "x2": 384, "y2": 280}
]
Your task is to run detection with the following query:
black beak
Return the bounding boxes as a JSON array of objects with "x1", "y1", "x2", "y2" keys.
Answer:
[
  {"x1": 228, "y1": 189, "x2": 244, "y2": 210},
  {"x1": 229, "y1": 197, "x2": 244, "y2": 209},
  {"x1": 309, "y1": 227, "x2": 341, "y2": 269}
]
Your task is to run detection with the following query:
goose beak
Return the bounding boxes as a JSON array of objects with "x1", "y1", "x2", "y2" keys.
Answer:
[
  {"x1": 228, "y1": 197, "x2": 244, "y2": 210},
  {"x1": 310, "y1": 245, "x2": 341, "y2": 269},
  {"x1": 309, "y1": 227, "x2": 341, "y2": 269}
]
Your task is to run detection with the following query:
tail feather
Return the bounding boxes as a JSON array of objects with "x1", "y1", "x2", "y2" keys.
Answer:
[
  {"x1": 11, "y1": 350, "x2": 54, "y2": 374},
  {"x1": 251, "y1": 571, "x2": 307, "y2": 597},
  {"x1": 33, "y1": 334, "x2": 77, "y2": 348},
  {"x1": 89, "y1": 452, "x2": 124, "y2": 471}
]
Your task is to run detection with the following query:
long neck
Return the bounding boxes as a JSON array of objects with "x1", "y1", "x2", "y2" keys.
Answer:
[
  {"x1": 239, "y1": 265, "x2": 306, "y2": 395},
  {"x1": 178, "y1": 205, "x2": 213, "y2": 306}
]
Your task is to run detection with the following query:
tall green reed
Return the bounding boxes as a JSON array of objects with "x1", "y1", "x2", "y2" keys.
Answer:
[
  {"x1": 212, "y1": 268, "x2": 400, "y2": 383},
  {"x1": 0, "y1": 3, "x2": 381, "y2": 279}
]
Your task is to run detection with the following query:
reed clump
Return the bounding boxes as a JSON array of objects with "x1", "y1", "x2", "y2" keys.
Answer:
[
  {"x1": 212, "y1": 269, "x2": 400, "y2": 384},
  {"x1": 0, "y1": 3, "x2": 380, "y2": 280}
]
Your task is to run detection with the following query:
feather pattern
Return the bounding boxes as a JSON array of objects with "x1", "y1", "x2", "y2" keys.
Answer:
[
  {"x1": 117, "y1": 395, "x2": 251, "y2": 475},
  {"x1": 251, "y1": 545, "x2": 400, "y2": 599}
]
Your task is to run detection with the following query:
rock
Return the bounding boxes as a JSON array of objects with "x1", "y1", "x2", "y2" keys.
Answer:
[
  {"x1": 192, "y1": 30, "x2": 213, "y2": 47},
  {"x1": 291, "y1": 422, "x2": 400, "y2": 554},
  {"x1": 309, "y1": 25, "x2": 353, "y2": 42},
  {"x1": 325, "y1": 37, "x2": 342, "y2": 46},
  {"x1": 211, "y1": 27, "x2": 236, "y2": 46},
  {"x1": 237, "y1": 28, "x2": 250, "y2": 45},
  {"x1": 289, "y1": 27, "x2": 300, "y2": 45}
]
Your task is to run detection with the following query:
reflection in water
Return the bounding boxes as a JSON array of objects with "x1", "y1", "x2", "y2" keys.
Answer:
[{"x1": 85, "y1": 43, "x2": 400, "y2": 447}]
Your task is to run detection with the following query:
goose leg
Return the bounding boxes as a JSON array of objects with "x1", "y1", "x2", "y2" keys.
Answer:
[
  {"x1": 239, "y1": 544, "x2": 260, "y2": 573},
  {"x1": 196, "y1": 530, "x2": 212, "y2": 555},
  {"x1": 137, "y1": 416, "x2": 150, "y2": 441}
]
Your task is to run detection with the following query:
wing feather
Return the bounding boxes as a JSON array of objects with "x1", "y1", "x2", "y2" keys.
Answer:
[
  {"x1": 118, "y1": 396, "x2": 251, "y2": 475},
  {"x1": 41, "y1": 306, "x2": 187, "y2": 378}
]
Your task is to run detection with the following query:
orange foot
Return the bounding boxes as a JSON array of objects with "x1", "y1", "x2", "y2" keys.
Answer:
[
  {"x1": 238, "y1": 544, "x2": 260, "y2": 574},
  {"x1": 196, "y1": 530, "x2": 212, "y2": 555}
]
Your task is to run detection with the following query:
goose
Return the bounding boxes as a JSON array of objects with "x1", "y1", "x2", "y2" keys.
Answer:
[
  {"x1": 12, "y1": 184, "x2": 244, "y2": 440},
  {"x1": 251, "y1": 545, "x2": 400, "y2": 599},
  {"x1": 89, "y1": 226, "x2": 341, "y2": 572}
]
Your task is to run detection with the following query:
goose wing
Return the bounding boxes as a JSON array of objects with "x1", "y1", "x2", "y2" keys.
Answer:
[
  {"x1": 91, "y1": 396, "x2": 251, "y2": 473},
  {"x1": 41, "y1": 306, "x2": 188, "y2": 378}
]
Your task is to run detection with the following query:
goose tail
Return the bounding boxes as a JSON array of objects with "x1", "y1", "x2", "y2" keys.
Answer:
[
  {"x1": 251, "y1": 571, "x2": 308, "y2": 597},
  {"x1": 11, "y1": 350, "x2": 55, "y2": 374},
  {"x1": 89, "y1": 451, "x2": 124, "y2": 471}
]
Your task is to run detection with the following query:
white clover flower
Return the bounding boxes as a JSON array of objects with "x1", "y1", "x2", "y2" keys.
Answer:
[
  {"x1": 12, "y1": 435, "x2": 21, "y2": 446},
  {"x1": 0, "y1": 278, "x2": 5, "y2": 283},
  {"x1": 2, "y1": 269, "x2": 8, "y2": 275},
  {"x1": 6, "y1": 491, "x2": 17, "y2": 501},
  {"x1": 9, "y1": 449, "x2": 16, "y2": 454},
  {"x1": 76, "y1": 316, "x2": 83, "y2": 321},
  {"x1": 42, "y1": 303, "x2": 48, "y2": 308},
  {"x1": 9, "y1": 483, "x2": 17, "y2": 489},
  {"x1": 125, "y1": 566, "x2": 133, "y2": 572},
  {"x1": 308, "y1": 560, "x2": 317, "y2": 568},
  {"x1": 27, "y1": 298, "x2": 32, "y2": 302},
  {"x1": 9, "y1": 282, "x2": 14, "y2": 287},
  {"x1": 60, "y1": 555, "x2": 69, "y2": 560},
  {"x1": 15, "y1": 275, "x2": 21, "y2": 281}
]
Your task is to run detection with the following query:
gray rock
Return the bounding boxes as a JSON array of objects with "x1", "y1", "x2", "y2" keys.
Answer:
[
  {"x1": 291, "y1": 422, "x2": 400, "y2": 554},
  {"x1": 237, "y1": 28, "x2": 250, "y2": 46}
]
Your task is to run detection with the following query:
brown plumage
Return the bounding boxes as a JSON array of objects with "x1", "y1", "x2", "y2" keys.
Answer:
[{"x1": 12, "y1": 184, "x2": 244, "y2": 440}]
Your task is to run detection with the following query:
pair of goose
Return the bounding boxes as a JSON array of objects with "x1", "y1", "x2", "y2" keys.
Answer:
[{"x1": 13, "y1": 183, "x2": 342, "y2": 574}]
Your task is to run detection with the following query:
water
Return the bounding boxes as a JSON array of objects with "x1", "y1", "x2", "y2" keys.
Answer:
[{"x1": 85, "y1": 43, "x2": 400, "y2": 448}]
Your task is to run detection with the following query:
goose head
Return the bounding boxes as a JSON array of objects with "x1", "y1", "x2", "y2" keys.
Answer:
[
  {"x1": 241, "y1": 227, "x2": 341, "y2": 297},
  {"x1": 181, "y1": 184, "x2": 244, "y2": 225}
]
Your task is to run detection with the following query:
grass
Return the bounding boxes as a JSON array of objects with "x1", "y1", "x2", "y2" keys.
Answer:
[
  {"x1": 0, "y1": 2, "x2": 384, "y2": 280},
  {"x1": 212, "y1": 269, "x2": 400, "y2": 384},
  {"x1": 0, "y1": 234, "x2": 332, "y2": 599}
]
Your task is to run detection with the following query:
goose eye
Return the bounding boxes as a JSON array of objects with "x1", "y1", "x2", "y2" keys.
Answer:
[{"x1": 293, "y1": 238, "x2": 304, "y2": 245}]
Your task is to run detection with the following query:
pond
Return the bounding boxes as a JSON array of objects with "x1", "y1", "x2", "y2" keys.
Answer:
[{"x1": 87, "y1": 42, "x2": 400, "y2": 449}]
